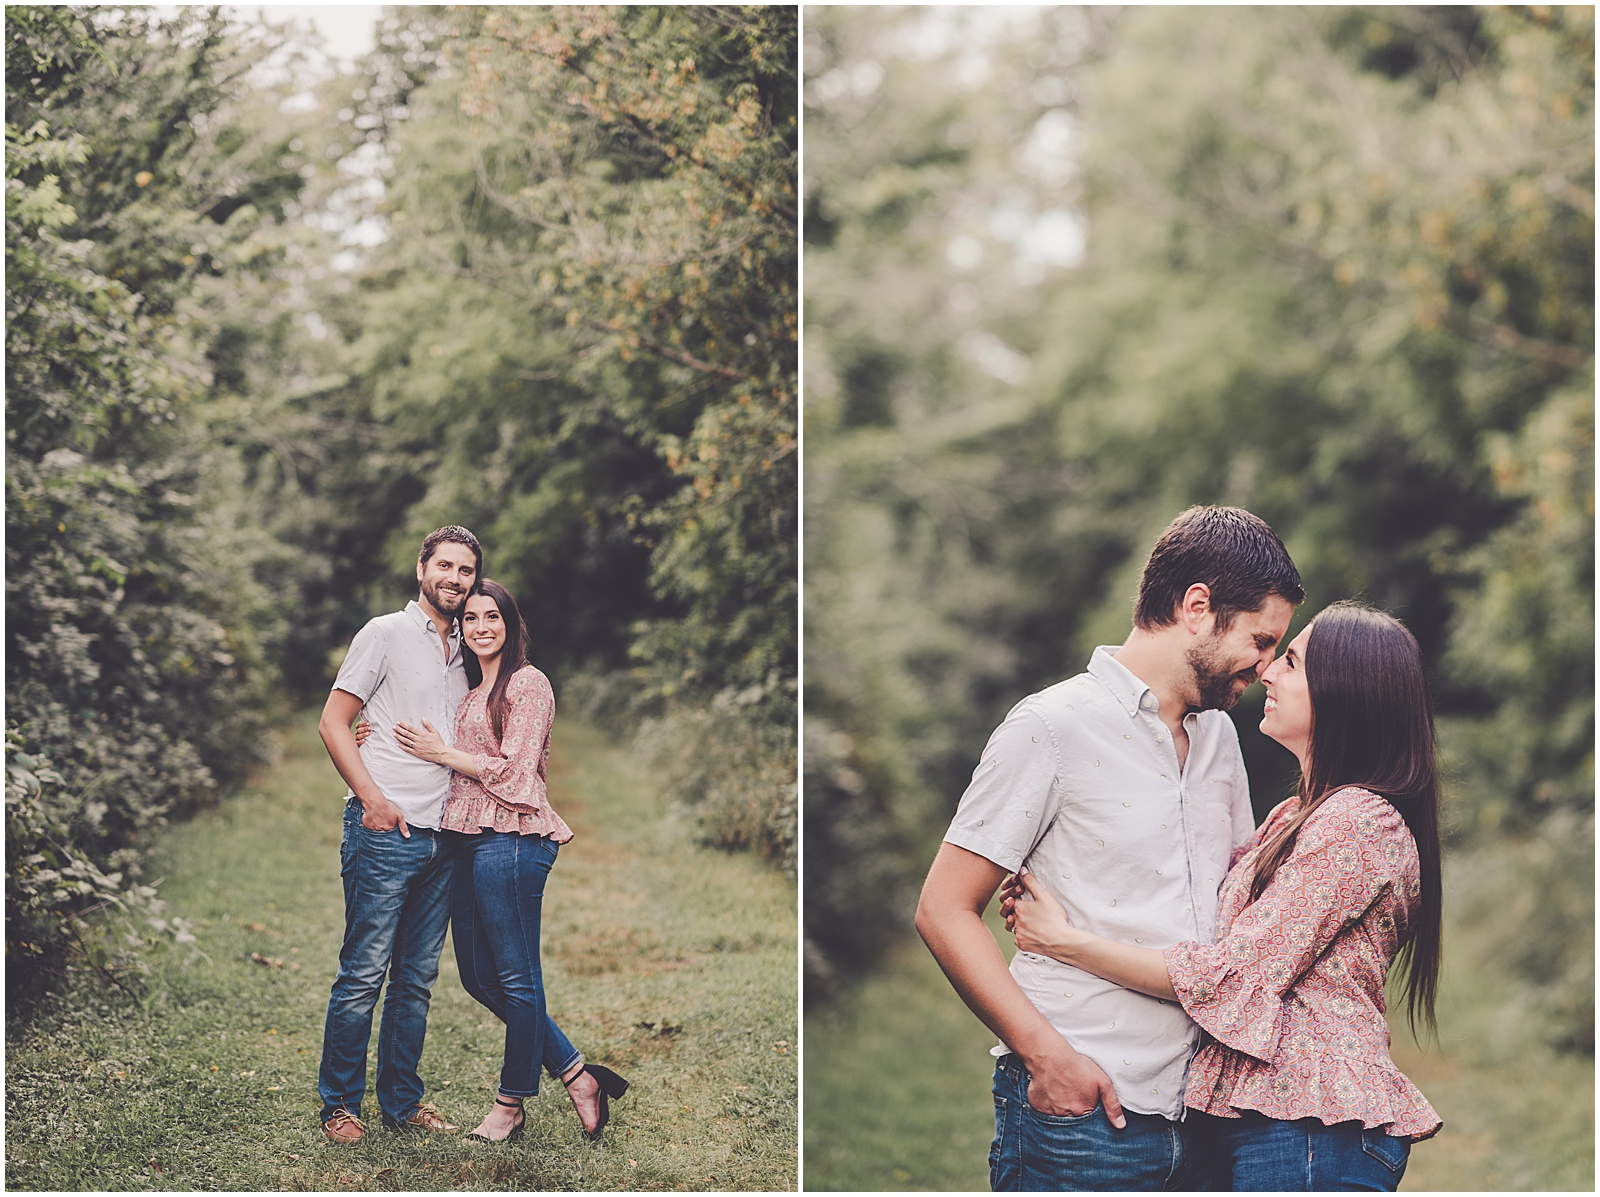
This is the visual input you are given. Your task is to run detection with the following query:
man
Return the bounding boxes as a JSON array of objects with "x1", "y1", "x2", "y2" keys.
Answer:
[
  {"x1": 315, "y1": 526, "x2": 482, "y2": 1144},
  {"x1": 916, "y1": 506, "x2": 1303, "y2": 1191}
]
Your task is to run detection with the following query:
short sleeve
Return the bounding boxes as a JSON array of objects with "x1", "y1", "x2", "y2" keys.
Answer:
[
  {"x1": 332, "y1": 619, "x2": 388, "y2": 703},
  {"x1": 1163, "y1": 789, "x2": 1403, "y2": 1062},
  {"x1": 473, "y1": 668, "x2": 554, "y2": 812},
  {"x1": 943, "y1": 702, "x2": 1063, "y2": 873}
]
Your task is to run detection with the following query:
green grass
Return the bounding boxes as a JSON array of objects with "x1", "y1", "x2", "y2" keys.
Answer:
[
  {"x1": 6, "y1": 713, "x2": 797, "y2": 1192},
  {"x1": 804, "y1": 873, "x2": 1593, "y2": 1192}
]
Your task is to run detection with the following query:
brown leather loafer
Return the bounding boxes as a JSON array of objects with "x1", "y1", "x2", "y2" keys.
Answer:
[
  {"x1": 398, "y1": 1103, "x2": 459, "y2": 1134},
  {"x1": 322, "y1": 1109, "x2": 365, "y2": 1144}
]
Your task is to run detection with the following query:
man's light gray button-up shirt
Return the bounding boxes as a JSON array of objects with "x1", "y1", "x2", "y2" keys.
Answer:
[
  {"x1": 331, "y1": 599, "x2": 469, "y2": 831},
  {"x1": 943, "y1": 645, "x2": 1256, "y2": 1120}
]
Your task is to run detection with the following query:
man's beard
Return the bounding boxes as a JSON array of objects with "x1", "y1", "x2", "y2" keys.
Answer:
[
  {"x1": 422, "y1": 576, "x2": 468, "y2": 616},
  {"x1": 1186, "y1": 637, "x2": 1257, "y2": 712}
]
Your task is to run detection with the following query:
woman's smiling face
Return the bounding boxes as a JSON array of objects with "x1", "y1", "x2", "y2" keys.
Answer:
[
  {"x1": 461, "y1": 593, "x2": 505, "y2": 661},
  {"x1": 1260, "y1": 621, "x2": 1313, "y2": 762}
]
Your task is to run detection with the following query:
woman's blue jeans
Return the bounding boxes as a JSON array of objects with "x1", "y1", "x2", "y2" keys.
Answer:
[
  {"x1": 448, "y1": 830, "x2": 581, "y2": 1097},
  {"x1": 1186, "y1": 1109, "x2": 1411, "y2": 1191}
]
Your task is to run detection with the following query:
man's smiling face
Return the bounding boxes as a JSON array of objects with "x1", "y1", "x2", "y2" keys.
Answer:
[
  {"x1": 417, "y1": 541, "x2": 477, "y2": 618},
  {"x1": 1186, "y1": 595, "x2": 1295, "y2": 711}
]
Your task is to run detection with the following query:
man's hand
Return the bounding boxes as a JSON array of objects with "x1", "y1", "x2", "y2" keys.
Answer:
[
  {"x1": 915, "y1": 843, "x2": 1127, "y2": 1129},
  {"x1": 321, "y1": 689, "x2": 409, "y2": 838},
  {"x1": 360, "y1": 794, "x2": 411, "y2": 839},
  {"x1": 1023, "y1": 1043, "x2": 1126, "y2": 1127}
]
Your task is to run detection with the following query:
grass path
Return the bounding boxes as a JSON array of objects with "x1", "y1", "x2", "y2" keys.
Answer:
[
  {"x1": 6, "y1": 714, "x2": 797, "y2": 1192},
  {"x1": 804, "y1": 891, "x2": 1593, "y2": 1192}
]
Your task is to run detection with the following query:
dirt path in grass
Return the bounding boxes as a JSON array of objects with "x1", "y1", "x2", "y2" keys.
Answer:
[{"x1": 5, "y1": 714, "x2": 798, "y2": 1192}]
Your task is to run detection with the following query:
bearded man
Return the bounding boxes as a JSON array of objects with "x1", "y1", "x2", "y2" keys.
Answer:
[
  {"x1": 916, "y1": 506, "x2": 1304, "y2": 1191},
  {"x1": 314, "y1": 526, "x2": 482, "y2": 1143}
]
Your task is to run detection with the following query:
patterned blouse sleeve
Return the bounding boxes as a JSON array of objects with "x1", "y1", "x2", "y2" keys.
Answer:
[
  {"x1": 1163, "y1": 790, "x2": 1405, "y2": 1062},
  {"x1": 472, "y1": 668, "x2": 553, "y2": 813}
]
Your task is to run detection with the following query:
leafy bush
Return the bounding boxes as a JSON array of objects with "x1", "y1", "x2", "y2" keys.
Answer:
[
  {"x1": 638, "y1": 682, "x2": 798, "y2": 875},
  {"x1": 4, "y1": 8, "x2": 307, "y2": 1002},
  {"x1": 5, "y1": 729, "x2": 200, "y2": 1001}
]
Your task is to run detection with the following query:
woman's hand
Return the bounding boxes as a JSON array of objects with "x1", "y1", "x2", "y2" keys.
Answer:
[
  {"x1": 1001, "y1": 868, "x2": 1088, "y2": 963},
  {"x1": 395, "y1": 719, "x2": 448, "y2": 763},
  {"x1": 353, "y1": 718, "x2": 371, "y2": 746}
]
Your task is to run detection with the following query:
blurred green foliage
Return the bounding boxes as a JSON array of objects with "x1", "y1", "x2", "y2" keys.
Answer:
[
  {"x1": 6, "y1": 4, "x2": 796, "y2": 1002},
  {"x1": 802, "y1": 2, "x2": 1592, "y2": 1060}
]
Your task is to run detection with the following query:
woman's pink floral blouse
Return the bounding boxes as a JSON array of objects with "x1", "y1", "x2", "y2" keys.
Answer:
[
  {"x1": 439, "y1": 666, "x2": 573, "y2": 842},
  {"x1": 1163, "y1": 786, "x2": 1441, "y2": 1141}
]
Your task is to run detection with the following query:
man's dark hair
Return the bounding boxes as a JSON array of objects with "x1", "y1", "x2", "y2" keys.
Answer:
[
  {"x1": 1133, "y1": 506, "x2": 1303, "y2": 631},
  {"x1": 419, "y1": 525, "x2": 483, "y2": 582}
]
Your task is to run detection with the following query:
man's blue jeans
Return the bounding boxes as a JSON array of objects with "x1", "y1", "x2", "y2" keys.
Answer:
[
  {"x1": 1185, "y1": 1109, "x2": 1411, "y2": 1191},
  {"x1": 448, "y1": 829, "x2": 581, "y2": 1097},
  {"x1": 318, "y1": 803, "x2": 454, "y2": 1126},
  {"x1": 989, "y1": 1055, "x2": 1202, "y2": 1191}
]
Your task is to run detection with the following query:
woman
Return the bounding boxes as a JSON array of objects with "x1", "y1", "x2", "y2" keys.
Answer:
[
  {"x1": 387, "y1": 579, "x2": 629, "y2": 1143},
  {"x1": 1003, "y1": 602, "x2": 1442, "y2": 1191}
]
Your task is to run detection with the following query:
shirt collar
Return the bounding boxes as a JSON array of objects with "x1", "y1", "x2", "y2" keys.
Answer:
[
  {"x1": 405, "y1": 599, "x2": 462, "y2": 645},
  {"x1": 1088, "y1": 645, "x2": 1158, "y2": 718}
]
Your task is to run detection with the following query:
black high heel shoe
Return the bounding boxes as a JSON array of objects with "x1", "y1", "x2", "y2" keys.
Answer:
[
  {"x1": 563, "y1": 1063, "x2": 630, "y2": 1141},
  {"x1": 465, "y1": 1095, "x2": 525, "y2": 1143}
]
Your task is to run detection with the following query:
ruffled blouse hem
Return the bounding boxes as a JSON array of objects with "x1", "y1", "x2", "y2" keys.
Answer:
[
  {"x1": 439, "y1": 797, "x2": 572, "y2": 841},
  {"x1": 1185, "y1": 1048, "x2": 1443, "y2": 1142}
]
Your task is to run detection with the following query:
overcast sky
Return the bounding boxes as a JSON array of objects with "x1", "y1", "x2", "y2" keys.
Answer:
[{"x1": 233, "y1": 5, "x2": 384, "y2": 72}]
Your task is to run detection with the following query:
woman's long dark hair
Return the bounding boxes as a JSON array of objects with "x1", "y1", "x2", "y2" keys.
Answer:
[
  {"x1": 460, "y1": 579, "x2": 531, "y2": 744},
  {"x1": 1248, "y1": 601, "x2": 1443, "y2": 1038}
]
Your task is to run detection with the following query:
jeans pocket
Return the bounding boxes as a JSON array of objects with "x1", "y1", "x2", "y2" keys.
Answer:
[
  {"x1": 1025, "y1": 1101, "x2": 1102, "y2": 1126},
  {"x1": 1360, "y1": 1128, "x2": 1410, "y2": 1173}
]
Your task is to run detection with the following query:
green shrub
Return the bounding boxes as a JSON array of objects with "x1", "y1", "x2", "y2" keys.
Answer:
[
  {"x1": 5, "y1": 729, "x2": 200, "y2": 1004},
  {"x1": 638, "y1": 682, "x2": 797, "y2": 875}
]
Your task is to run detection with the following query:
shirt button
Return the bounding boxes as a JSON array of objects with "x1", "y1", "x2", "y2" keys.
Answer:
[
  {"x1": 1095, "y1": 839, "x2": 1104, "y2": 846},
  {"x1": 1135, "y1": 938, "x2": 1143, "y2": 944},
  {"x1": 1062, "y1": 874, "x2": 1071, "y2": 879},
  {"x1": 1155, "y1": 869, "x2": 1163, "y2": 875},
  {"x1": 1025, "y1": 811, "x2": 1034, "y2": 819},
  {"x1": 1122, "y1": 802, "x2": 1130, "y2": 807},
  {"x1": 1108, "y1": 1021, "x2": 1116, "y2": 1029},
  {"x1": 1110, "y1": 899, "x2": 1117, "y2": 906},
  {"x1": 976, "y1": 820, "x2": 984, "y2": 827},
  {"x1": 1032, "y1": 736, "x2": 1039, "y2": 743},
  {"x1": 1124, "y1": 734, "x2": 1132, "y2": 740}
]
